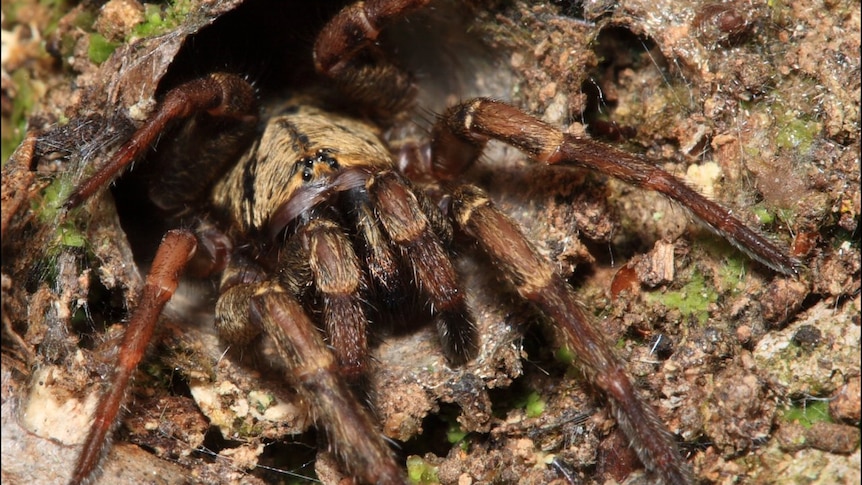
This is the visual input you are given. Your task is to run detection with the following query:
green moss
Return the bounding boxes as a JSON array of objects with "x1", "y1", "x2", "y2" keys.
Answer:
[
  {"x1": 775, "y1": 207, "x2": 797, "y2": 227},
  {"x1": 753, "y1": 80, "x2": 823, "y2": 156},
  {"x1": 37, "y1": 177, "x2": 74, "y2": 221},
  {"x1": 406, "y1": 455, "x2": 439, "y2": 484},
  {"x1": 2, "y1": 69, "x2": 38, "y2": 163},
  {"x1": 782, "y1": 400, "x2": 832, "y2": 429},
  {"x1": 446, "y1": 422, "x2": 468, "y2": 446},
  {"x1": 516, "y1": 390, "x2": 546, "y2": 418},
  {"x1": 141, "y1": 360, "x2": 175, "y2": 392},
  {"x1": 775, "y1": 115, "x2": 821, "y2": 153},
  {"x1": 554, "y1": 346, "x2": 576, "y2": 365},
  {"x1": 34, "y1": 177, "x2": 88, "y2": 248},
  {"x1": 71, "y1": 8, "x2": 96, "y2": 31},
  {"x1": 436, "y1": 405, "x2": 469, "y2": 450},
  {"x1": 752, "y1": 206, "x2": 775, "y2": 225},
  {"x1": 132, "y1": 3, "x2": 168, "y2": 37},
  {"x1": 56, "y1": 6, "x2": 99, "y2": 63},
  {"x1": 59, "y1": 223, "x2": 87, "y2": 247},
  {"x1": 88, "y1": 33, "x2": 119, "y2": 64},
  {"x1": 234, "y1": 418, "x2": 264, "y2": 437},
  {"x1": 1, "y1": 116, "x2": 25, "y2": 163},
  {"x1": 10, "y1": 68, "x2": 36, "y2": 128},
  {"x1": 697, "y1": 237, "x2": 750, "y2": 293},
  {"x1": 647, "y1": 271, "x2": 718, "y2": 324},
  {"x1": 717, "y1": 254, "x2": 748, "y2": 293},
  {"x1": 2, "y1": 0, "x2": 65, "y2": 28},
  {"x1": 131, "y1": 0, "x2": 197, "y2": 39}
]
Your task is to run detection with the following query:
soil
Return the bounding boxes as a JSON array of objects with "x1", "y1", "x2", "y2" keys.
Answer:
[{"x1": 2, "y1": 1, "x2": 859, "y2": 484}]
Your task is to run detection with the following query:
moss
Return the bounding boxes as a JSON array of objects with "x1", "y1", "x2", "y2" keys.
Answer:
[
  {"x1": 775, "y1": 115, "x2": 821, "y2": 153},
  {"x1": 131, "y1": 0, "x2": 197, "y2": 39},
  {"x1": 58, "y1": 223, "x2": 87, "y2": 247},
  {"x1": 1, "y1": 0, "x2": 74, "y2": 161},
  {"x1": 34, "y1": 177, "x2": 88, "y2": 248},
  {"x1": 517, "y1": 390, "x2": 546, "y2": 418},
  {"x1": 782, "y1": 400, "x2": 833, "y2": 429},
  {"x1": 752, "y1": 206, "x2": 776, "y2": 225},
  {"x1": 2, "y1": 0, "x2": 66, "y2": 28},
  {"x1": 437, "y1": 405, "x2": 469, "y2": 449},
  {"x1": 406, "y1": 455, "x2": 439, "y2": 484},
  {"x1": 37, "y1": 177, "x2": 76, "y2": 221},
  {"x1": 71, "y1": 8, "x2": 96, "y2": 31},
  {"x1": 554, "y1": 346, "x2": 576, "y2": 366},
  {"x1": 234, "y1": 418, "x2": 264, "y2": 437},
  {"x1": 716, "y1": 253, "x2": 748, "y2": 294},
  {"x1": 143, "y1": 361, "x2": 172, "y2": 386},
  {"x1": 750, "y1": 79, "x2": 823, "y2": 156},
  {"x1": 88, "y1": 33, "x2": 120, "y2": 64},
  {"x1": 2, "y1": 69, "x2": 37, "y2": 162},
  {"x1": 775, "y1": 207, "x2": 799, "y2": 228},
  {"x1": 447, "y1": 429, "x2": 469, "y2": 447},
  {"x1": 647, "y1": 270, "x2": 718, "y2": 324},
  {"x1": 699, "y1": 238, "x2": 750, "y2": 293}
]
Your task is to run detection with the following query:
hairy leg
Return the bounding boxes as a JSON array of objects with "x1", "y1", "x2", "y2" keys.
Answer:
[
  {"x1": 313, "y1": 0, "x2": 432, "y2": 117},
  {"x1": 71, "y1": 230, "x2": 197, "y2": 485},
  {"x1": 450, "y1": 185, "x2": 693, "y2": 485},
  {"x1": 367, "y1": 170, "x2": 477, "y2": 363},
  {"x1": 431, "y1": 98, "x2": 800, "y2": 275},
  {"x1": 215, "y1": 264, "x2": 406, "y2": 485},
  {"x1": 64, "y1": 73, "x2": 257, "y2": 210}
]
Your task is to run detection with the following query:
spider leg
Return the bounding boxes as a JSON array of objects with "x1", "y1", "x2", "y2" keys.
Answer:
[
  {"x1": 251, "y1": 289, "x2": 405, "y2": 484},
  {"x1": 367, "y1": 170, "x2": 477, "y2": 363},
  {"x1": 71, "y1": 229, "x2": 197, "y2": 485},
  {"x1": 450, "y1": 185, "x2": 693, "y2": 485},
  {"x1": 432, "y1": 98, "x2": 801, "y2": 275},
  {"x1": 300, "y1": 217, "x2": 369, "y2": 377},
  {"x1": 64, "y1": 73, "x2": 257, "y2": 209},
  {"x1": 314, "y1": 0, "x2": 432, "y2": 117},
  {"x1": 215, "y1": 262, "x2": 405, "y2": 485},
  {"x1": 355, "y1": 198, "x2": 403, "y2": 304},
  {"x1": 351, "y1": 177, "x2": 453, "y2": 306}
]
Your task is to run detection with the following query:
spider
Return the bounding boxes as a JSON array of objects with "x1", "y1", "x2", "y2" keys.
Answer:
[{"x1": 3, "y1": 1, "x2": 808, "y2": 484}]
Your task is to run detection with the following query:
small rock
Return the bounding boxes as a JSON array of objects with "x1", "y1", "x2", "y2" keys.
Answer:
[{"x1": 829, "y1": 376, "x2": 861, "y2": 423}]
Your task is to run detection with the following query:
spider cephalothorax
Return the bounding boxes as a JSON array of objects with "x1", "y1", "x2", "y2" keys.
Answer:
[{"x1": 3, "y1": 1, "x2": 814, "y2": 484}]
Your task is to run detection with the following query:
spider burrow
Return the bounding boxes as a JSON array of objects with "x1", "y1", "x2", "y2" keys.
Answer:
[{"x1": 10, "y1": 1, "x2": 807, "y2": 484}]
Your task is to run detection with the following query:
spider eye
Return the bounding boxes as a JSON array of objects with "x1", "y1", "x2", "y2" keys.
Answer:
[
  {"x1": 296, "y1": 157, "x2": 315, "y2": 182},
  {"x1": 315, "y1": 149, "x2": 339, "y2": 170}
]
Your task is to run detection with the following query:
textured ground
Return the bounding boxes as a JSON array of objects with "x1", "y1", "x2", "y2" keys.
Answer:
[{"x1": 2, "y1": 1, "x2": 859, "y2": 484}]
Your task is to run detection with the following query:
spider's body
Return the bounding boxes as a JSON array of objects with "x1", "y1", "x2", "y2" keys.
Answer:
[
  {"x1": 201, "y1": 87, "x2": 479, "y2": 378},
  {"x1": 212, "y1": 99, "x2": 393, "y2": 235},
  {"x1": 64, "y1": 69, "x2": 486, "y2": 485}
]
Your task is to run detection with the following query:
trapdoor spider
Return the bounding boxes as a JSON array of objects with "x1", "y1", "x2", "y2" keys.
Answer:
[{"x1": 33, "y1": 1, "x2": 804, "y2": 484}]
